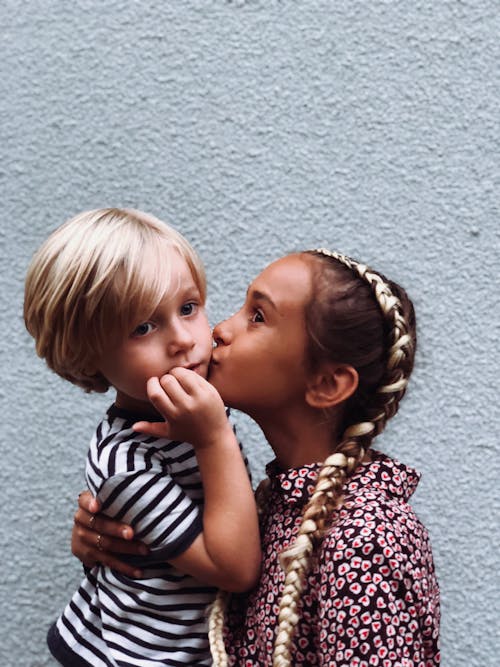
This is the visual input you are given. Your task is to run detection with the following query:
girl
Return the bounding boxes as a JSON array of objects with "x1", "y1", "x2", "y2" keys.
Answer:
[{"x1": 74, "y1": 249, "x2": 441, "y2": 666}]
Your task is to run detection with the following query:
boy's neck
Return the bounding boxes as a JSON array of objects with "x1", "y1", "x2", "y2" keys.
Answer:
[{"x1": 113, "y1": 390, "x2": 162, "y2": 419}]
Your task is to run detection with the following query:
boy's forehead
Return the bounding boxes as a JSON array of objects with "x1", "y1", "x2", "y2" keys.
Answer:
[
  {"x1": 157, "y1": 255, "x2": 201, "y2": 298},
  {"x1": 158, "y1": 248, "x2": 193, "y2": 278}
]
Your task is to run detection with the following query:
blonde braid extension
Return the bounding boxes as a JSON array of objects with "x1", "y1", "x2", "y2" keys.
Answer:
[
  {"x1": 208, "y1": 478, "x2": 272, "y2": 666},
  {"x1": 273, "y1": 448, "x2": 362, "y2": 667},
  {"x1": 207, "y1": 590, "x2": 229, "y2": 667},
  {"x1": 272, "y1": 249, "x2": 415, "y2": 667}
]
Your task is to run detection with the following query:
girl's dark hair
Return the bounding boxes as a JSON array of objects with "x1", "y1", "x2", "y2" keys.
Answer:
[
  {"x1": 272, "y1": 249, "x2": 417, "y2": 666},
  {"x1": 304, "y1": 249, "x2": 416, "y2": 442}
]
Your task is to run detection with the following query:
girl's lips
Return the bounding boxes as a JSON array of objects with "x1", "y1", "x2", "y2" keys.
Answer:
[
  {"x1": 208, "y1": 358, "x2": 220, "y2": 376},
  {"x1": 209, "y1": 352, "x2": 220, "y2": 366}
]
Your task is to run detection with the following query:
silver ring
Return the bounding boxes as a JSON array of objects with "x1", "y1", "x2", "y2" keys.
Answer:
[{"x1": 97, "y1": 534, "x2": 104, "y2": 552}]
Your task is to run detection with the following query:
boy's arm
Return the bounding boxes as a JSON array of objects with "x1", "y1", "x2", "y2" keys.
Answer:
[
  {"x1": 137, "y1": 368, "x2": 261, "y2": 593},
  {"x1": 168, "y1": 427, "x2": 259, "y2": 591}
]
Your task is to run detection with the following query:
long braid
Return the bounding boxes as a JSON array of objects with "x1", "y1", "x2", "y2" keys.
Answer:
[
  {"x1": 272, "y1": 249, "x2": 416, "y2": 667},
  {"x1": 208, "y1": 478, "x2": 272, "y2": 666},
  {"x1": 207, "y1": 591, "x2": 229, "y2": 667}
]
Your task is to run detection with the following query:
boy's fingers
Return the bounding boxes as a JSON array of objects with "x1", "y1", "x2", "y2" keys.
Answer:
[
  {"x1": 158, "y1": 373, "x2": 187, "y2": 399},
  {"x1": 147, "y1": 376, "x2": 178, "y2": 413},
  {"x1": 168, "y1": 367, "x2": 205, "y2": 393},
  {"x1": 133, "y1": 421, "x2": 170, "y2": 438}
]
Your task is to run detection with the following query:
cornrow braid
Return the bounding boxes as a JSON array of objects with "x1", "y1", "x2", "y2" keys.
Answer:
[
  {"x1": 314, "y1": 248, "x2": 414, "y2": 435},
  {"x1": 272, "y1": 249, "x2": 416, "y2": 667}
]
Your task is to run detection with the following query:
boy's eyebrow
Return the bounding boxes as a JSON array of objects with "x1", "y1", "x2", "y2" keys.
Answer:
[
  {"x1": 157, "y1": 284, "x2": 202, "y2": 307},
  {"x1": 247, "y1": 288, "x2": 278, "y2": 311}
]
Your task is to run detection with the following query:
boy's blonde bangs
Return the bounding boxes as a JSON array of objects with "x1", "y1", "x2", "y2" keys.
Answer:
[
  {"x1": 94, "y1": 230, "x2": 206, "y2": 341},
  {"x1": 24, "y1": 208, "x2": 206, "y2": 392}
]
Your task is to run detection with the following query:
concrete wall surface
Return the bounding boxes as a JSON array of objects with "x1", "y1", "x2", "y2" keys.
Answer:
[{"x1": 1, "y1": 1, "x2": 498, "y2": 665}]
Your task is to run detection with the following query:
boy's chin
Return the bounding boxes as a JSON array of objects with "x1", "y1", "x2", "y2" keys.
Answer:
[{"x1": 193, "y1": 363, "x2": 209, "y2": 378}]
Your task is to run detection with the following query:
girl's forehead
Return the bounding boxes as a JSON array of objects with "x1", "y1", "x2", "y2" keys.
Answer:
[
  {"x1": 249, "y1": 255, "x2": 312, "y2": 313},
  {"x1": 255, "y1": 254, "x2": 311, "y2": 286}
]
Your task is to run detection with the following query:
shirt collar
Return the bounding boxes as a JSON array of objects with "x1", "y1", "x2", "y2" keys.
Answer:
[
  {"x1": 265, "y1": 460, "x2": 321, "y2": 507},
  {"x1": 265, "y1": 450, "x2": 420, "y2": 507}
]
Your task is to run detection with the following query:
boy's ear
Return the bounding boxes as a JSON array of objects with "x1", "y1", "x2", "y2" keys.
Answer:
[
  {"x1": 305, "y1": 364, "x2": 359, "y2": 409},
  {"x1": 82, "y1": 362, "x2": 98, "y2": 376}
]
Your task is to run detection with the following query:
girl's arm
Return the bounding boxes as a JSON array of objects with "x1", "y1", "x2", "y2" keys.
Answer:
[
  {"x1": 72, "y1": 492, "x2": 147, "y2": 578},
  {"x1": 135, "y1": 368, "x2": 261, "y2": 592}
]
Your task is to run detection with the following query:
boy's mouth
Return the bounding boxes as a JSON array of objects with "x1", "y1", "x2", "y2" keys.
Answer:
[{"x1": 183, "y1": 362, "x2": 207, "y2": 377}]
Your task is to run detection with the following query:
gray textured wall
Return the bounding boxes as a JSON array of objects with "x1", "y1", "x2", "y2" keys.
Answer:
[{"x1": 1, "y1": 1, "x2": 499, "y2": 665}]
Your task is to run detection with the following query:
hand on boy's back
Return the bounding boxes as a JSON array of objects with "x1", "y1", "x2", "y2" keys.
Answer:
[{"x1": 133, "y1": 367, "x2": 230, "y2": 448}]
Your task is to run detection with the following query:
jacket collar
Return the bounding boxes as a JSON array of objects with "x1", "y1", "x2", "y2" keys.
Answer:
[{"x1": 265, "y1": 450, "x2": 420, "y2": 507}]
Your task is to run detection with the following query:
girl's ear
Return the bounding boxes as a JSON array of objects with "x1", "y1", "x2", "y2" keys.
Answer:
[{"x1": 305, "y1": 364, "x2": 359, "y2": 409}]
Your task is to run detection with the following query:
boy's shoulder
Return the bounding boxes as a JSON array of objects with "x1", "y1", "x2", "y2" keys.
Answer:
[{"x1": 89, "y1": 404, "x2": 198, "y2": 474}]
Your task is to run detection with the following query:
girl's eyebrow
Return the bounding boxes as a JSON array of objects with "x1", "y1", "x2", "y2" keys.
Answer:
[{"x1": 247, "y1": 288, "x2": 277, "y2": 311}]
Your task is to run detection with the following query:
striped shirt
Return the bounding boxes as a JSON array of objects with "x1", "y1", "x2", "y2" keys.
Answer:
[{"x1": 48, "y1": 404, "x2": 229, "y2": 666}]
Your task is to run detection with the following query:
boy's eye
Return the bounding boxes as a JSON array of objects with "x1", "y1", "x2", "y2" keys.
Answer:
[
  {"x1": 180, "y1": 302, "x2": 197, "y2": 316},
  {"x1": 250, "y1": 309, "x2": 265, "y2": 323},
  {"x1": 132, "y1": 322, "x2": 155, "y2": 337}
]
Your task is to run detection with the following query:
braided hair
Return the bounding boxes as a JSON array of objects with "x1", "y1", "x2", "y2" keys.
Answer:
[
  {"x1": 209, "y1": 249, "x2": 416, "y2": 666},
  {"x1": 208, "y1": 477, "x2": 272, "y2": 666}
]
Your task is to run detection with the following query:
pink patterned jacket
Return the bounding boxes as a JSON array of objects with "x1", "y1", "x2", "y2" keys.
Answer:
[{"x1": 224, "y1": 451, "x2": 440, "y2": 666}]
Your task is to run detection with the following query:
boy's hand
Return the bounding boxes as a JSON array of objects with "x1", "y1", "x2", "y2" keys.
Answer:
[
  {"x1": 134, "y1": 368, "x2": 232, "y2": 448},
  {"x1": 72, "y1": 491, "x2": 147, "y2": 578}
]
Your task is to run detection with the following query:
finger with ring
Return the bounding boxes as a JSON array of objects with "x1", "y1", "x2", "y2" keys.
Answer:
[{"x1": 97, "y1": 534, "x2": 104, "y2": 551}]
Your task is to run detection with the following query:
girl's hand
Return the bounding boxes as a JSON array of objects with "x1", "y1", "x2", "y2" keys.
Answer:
[
  {"x1": 134, "y1": 368, "x2": 232, "y2": 448},
  {"x1": 72, "y1": 491, "x2": 148, "y2": 578}
]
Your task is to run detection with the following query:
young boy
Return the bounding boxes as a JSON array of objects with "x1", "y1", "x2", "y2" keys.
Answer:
[{"x1": 24, "y1": 208, "x2": 260, "y2": 666}]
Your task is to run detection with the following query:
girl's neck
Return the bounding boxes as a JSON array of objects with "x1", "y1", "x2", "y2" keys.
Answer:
[{"x1": 255, "y1": 407, "x2": 338, "y2": 469}]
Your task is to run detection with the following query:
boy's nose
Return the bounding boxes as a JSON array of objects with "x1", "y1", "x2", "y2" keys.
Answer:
[{"x1": 167, "y1": 322, "x2": 195, "y2": 354}]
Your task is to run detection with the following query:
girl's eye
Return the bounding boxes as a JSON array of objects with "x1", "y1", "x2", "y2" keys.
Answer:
[
  {"x1": 132, "y1": 322, "x2": 155, "y2": 337},
  {"x1": 250, "y1": 309, "x2": 265, "y2": 324},
  {"x1": 180, "y1": 302, "x2": 197, "y2": 316}
]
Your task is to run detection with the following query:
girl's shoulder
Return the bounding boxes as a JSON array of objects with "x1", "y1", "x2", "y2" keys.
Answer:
[{"x1": 320, "y1": 451, "x2": 430, "y2": 561}]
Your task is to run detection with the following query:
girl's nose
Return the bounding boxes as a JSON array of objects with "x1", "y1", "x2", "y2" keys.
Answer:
[{"x1": 213, "y1": 317, "x2": 233, "y2": 347}]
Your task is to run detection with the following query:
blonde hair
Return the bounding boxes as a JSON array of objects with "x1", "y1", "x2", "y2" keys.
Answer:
[
  {"x1": 24, "y1": 208, "x2": 206, "y2": 392},
  {"x1": 208, "y1": 249, "x2": 416, "y2": 667}
]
